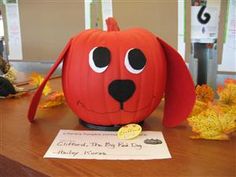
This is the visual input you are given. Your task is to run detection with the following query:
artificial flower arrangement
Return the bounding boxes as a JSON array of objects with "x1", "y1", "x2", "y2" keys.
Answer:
[{"x1": 188, "y1": 79, "x2": 236, "y2": 140}]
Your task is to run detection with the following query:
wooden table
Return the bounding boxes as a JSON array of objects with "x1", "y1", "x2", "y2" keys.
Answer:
[{"x1": 0, "y1": 77, "x2": 235, "y2": 177}]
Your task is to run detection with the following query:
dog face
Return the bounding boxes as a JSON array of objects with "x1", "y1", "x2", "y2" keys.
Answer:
[
  {"x1": 28, "y1": 18, "x2": 195, "y2": 128},
  {"x1": 62, "y1": 29, "x2": 167, "y2": 126}
]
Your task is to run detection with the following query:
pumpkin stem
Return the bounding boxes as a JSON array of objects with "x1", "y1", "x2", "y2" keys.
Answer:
[{"x1": 106, "y1": 17, "x2": 120, "y2": 31}]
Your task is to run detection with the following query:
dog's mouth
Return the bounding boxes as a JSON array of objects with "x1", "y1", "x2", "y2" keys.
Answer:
[
  {"x1": 76, "y1": 79, "x2": 156, "y2": 114},
  {"x1": 76, "y1": 96, "x2": 156, "y2": 114},
  {"x1": 108, "y1": 79, "x2": 136, "y2": 110}
]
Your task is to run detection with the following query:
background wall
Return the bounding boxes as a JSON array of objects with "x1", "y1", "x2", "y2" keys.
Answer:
[
  {"x1": 218, "y1": 0, "x2": 236, "y2": 72},
  {"x1": 18, "y1": 0, "x2": 84, "y2": 61},
  {"x1": 18, "y1": 0, "x2": 178, "y2": 60},
  {"x1": 112, "y1": 0, "x2": 178, "y2": 49}
]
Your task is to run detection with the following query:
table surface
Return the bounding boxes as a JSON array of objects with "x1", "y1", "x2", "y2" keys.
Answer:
[{"x1": 0, "y1": 77, "x2": 235, "y2": 177}]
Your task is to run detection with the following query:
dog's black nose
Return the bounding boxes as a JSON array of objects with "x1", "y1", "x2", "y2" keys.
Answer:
[{"x1": 108, "y1": 80, "x2": 136, "y2": 109}]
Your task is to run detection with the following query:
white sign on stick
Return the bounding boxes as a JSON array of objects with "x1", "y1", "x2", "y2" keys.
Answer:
[{"x1": 191, "y1": 6, "x2": 220, "y2": 43}]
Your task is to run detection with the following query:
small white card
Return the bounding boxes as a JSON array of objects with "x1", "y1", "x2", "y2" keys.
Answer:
[{"x1": 44, "y1": 130, "x2": 171, "y2": 160}]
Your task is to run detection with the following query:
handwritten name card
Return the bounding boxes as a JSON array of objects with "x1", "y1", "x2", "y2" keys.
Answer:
[{"x1": 44, "y1": 130, "x2": 171, "y2": 160}]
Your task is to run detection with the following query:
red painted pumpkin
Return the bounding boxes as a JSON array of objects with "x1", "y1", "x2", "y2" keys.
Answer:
[{"x1": 28, "y1": 18, "x2": 195, "y2": 128}]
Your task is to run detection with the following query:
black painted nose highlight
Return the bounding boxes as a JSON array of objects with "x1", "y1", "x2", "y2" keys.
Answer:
[{"x1": 108, "y1": 80, "x2": 136, "y2": 109}]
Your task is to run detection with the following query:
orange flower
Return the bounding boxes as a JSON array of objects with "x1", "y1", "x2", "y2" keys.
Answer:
[
  {"x1": 195, "y1": 84, "x2": 214, "y2": 103},
  {"x1": 39, "y1": 91, "x2": 65, "y2": 109},
  {"x1": 217, "y1": 80, "x2": 236, "y2": 105},
  {"x1": 217, "y1": 85, "x2": 224, "y2": 93},
  {"x1": 224, "y1": 78, "x2": 236, "y2": 85}
]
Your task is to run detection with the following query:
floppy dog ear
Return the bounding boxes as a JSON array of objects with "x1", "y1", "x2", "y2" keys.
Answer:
[
  {"x1": 156, "y1": 37, "x2": 196, "y2": 127},
  {"x1": 28, "y1": 38, "x2": 73, "y2": 122}
]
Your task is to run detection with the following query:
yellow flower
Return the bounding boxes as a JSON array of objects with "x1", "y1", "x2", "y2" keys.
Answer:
[
  {"x1": 39, "y1": 91, "x2": 65, "y2": 109},
  {"x1": 30, "y1": 72, "x2": 52, "y2": 96},
  {"x1": 189, "y1": 100, "x2": 208, "y2": 117},
  {"x1": 188, "y1": 79, "x2": 236, "y2": 141},
  {"x1": 218, "y1": 105, "x2": 236, "y2": 134},
  {"x1": 188, "y1": 104, "x2": 236, "y2": 140},
  {"x1": 217, "y1": 81, "x2": 236, "y2": 105}
]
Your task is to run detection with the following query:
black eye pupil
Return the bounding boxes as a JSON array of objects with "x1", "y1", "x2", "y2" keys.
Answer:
[
  {"x1": 128, "y1": 49, "x2": 146, "y2": 70},
  {"x1": 93, "y1": 47, "x2": 111, "y2": 68}
]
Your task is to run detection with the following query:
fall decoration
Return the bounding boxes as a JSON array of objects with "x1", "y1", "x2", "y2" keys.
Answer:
[
  {"x1": 39, "y1": 91, "x2": 65, "y2": 109},
  {"x1": 195, "y1": 84, "x2": 214, "y2": 103},
  {"x1": 29, "y1": 72, "x2": 52, "y2": 96},
  {"x1": 28, "y1": 17, "x2": 195, "y2": 129},
  {"x1": 188, "y1": 79, "x2": 236, "y2": 140},
  {"x1": 29, "y1": 73, "x2": 64, "y2": 109},
  {"x1": 217, "y1": 79, "x2": 236, "y2": 105}
]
